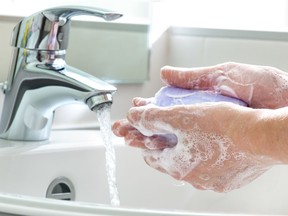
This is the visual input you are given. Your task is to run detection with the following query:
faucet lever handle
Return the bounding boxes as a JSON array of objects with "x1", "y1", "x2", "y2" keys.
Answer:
[{"x1": 11, "y1": 6, "x2": 123, "y2": 51}]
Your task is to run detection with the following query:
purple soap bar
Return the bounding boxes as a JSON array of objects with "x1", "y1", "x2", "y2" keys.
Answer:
[{"x1": 153, "y1": 86, "x2": 247, "y2": 107}]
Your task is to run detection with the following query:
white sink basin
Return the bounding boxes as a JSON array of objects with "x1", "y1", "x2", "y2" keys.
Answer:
[{"x1": 0, "y1": 129, "x2": 287, "y2": 215}]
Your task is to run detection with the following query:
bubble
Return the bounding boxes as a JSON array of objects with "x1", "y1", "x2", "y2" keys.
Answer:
[
  {"x1": 141, "y1": 117, "x2": 277, "y2": 192},
  {"x1": 208, "y1": 135, "x2": 232, "y2": 168},
  {"x1": 147, "y1": 128, "x2": 235, "y2": 179},
  {"x1": 199, "y1": 174, "x2": 210, "y2": 181},
  {"x1": 232, "y1": 152, "x2": 246, "y2": 161}
]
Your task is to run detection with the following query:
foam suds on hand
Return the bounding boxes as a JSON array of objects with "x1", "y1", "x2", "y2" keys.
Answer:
[
  {"x1": 212, "y1": 74, "x2": 255, "y2": 106},
  {"x1": 143, "y1": 128, "x2": 230, "y2": 179},
  {"x1": 142, "y1": 125, "x2": 277, "y2": 192},
  {"x1": 212, "y1": 65, "x2": 288, "y2": 108}
]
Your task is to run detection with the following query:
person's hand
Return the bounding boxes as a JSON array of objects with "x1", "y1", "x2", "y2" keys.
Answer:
[
  {"x1": 113, "y1": 103, "x2": 282, "y2": 193},
  {"x1": 160, "y1": 62, "x2": 288, "y2": 109},
  {"x1": 112, "y1": 62, "x2": 288, "y2": 192}
]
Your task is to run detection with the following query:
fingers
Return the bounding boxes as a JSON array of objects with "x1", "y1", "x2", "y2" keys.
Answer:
[
  {"x1": 127, "y1": 133, "x2": 177, "y2": 150},
  {"x1": 160, "y1": 65, "x2": 221, "y2": 90},
  {"x1": 112, "y1": 119, "x2": 177, "y2": 149},
  {"x1": 127, "y1": 106, "x2": 176, "y2": 136},
  {"x1": 160, "y1": 63, "x2": 254, "y2": 105},
  {"x1": 132, "y1": 97, "x2": 153, "y2": 107},
  {"x1": 112, "y1": 119, "x2": 147, "y2": 148},
  {"x1": 112, "y1": 119, "x2": 134, "y2": 137},
  {"x1": 146, "y1": 134, "x2": 177, "y2": 149},
  {"x1": 142, "y1": 144, "x2": 201, "y2": 180}
]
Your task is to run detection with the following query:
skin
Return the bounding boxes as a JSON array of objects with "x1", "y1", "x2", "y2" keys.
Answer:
[{"x1": 112, "y1": 62, "x2": 288, "y2": 192}]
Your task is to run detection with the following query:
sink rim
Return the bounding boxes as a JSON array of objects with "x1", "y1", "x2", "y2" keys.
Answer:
[{"x1": 0, "y1": 192, "x2": 204, "y2": 216}]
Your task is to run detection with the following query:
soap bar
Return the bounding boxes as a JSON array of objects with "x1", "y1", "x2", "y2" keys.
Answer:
[{"x1": 153, "y1": 86, "x2": 247, "y2": 107}]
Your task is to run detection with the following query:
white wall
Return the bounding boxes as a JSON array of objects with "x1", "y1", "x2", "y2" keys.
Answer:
[
  {"x1": 163, "y1": 0, "x2": 288, "y2": 31},
  {"x1": 168, "y1": 28, "x2": 288, "y2": 71}
]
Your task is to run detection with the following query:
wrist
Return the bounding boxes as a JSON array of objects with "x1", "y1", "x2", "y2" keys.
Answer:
[{"x1": 254, "y1": 108, "x2": 288, "y2": 164}]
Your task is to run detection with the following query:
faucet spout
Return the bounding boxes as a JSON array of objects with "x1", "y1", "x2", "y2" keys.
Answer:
[
  {"x1": 0, "y1": 6, "x2": 121, "y2": 141},
  {"x1": 86, "y1": 93, "x2": 113, "y2": 111}
]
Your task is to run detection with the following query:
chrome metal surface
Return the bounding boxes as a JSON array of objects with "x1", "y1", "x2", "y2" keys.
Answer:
[
  {"x1": 11, "y1": 6, "x2": 122, "y2": 51},
  {"x1": 86, "y1": 93, "x2": 113, "y2": 111},
  {"x1": 0, "y1": 6, "x2": 121, "y2": 141}
]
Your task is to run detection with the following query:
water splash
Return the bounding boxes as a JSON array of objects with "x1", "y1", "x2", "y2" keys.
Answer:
[{"x1": 96, "y1": 103, "x2": 120, "y2": 206}]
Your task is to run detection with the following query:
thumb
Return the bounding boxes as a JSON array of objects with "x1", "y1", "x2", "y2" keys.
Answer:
[{"x1": 127, "y1": 106, "x2": 175, "y2": 137}]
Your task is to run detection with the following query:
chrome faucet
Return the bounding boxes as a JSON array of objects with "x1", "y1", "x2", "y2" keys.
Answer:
[{"x1": 0, "y1": 6, "x2": 122, "y2": 141}]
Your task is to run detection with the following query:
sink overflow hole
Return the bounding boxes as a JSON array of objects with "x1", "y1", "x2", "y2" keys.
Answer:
[{"x1": 46, "y1": 177, "x2": 75, "y2": 201}]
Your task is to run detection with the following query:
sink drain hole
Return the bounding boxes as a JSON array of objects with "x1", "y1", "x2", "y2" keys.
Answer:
[
  {"x1": 46, "y1": 177, "x2": 75, "y2": 201},
  {"x1": 52, "y1": 183, "x2": 71, "y2": 194}
]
